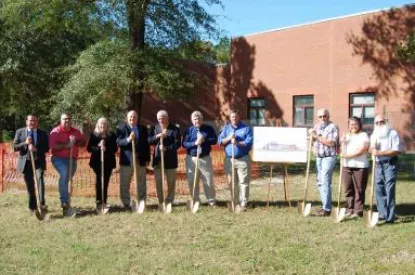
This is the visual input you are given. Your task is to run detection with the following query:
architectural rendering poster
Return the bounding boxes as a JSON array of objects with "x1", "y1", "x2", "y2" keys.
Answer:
[{"x1": 252, "y1": 127, "x2": 308, "y2": 163}]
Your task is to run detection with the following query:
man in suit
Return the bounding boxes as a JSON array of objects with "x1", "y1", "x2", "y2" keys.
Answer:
[
  {"x1": 116, "y1": 110, "x2": 150, "y2": 210},
  {"x1": 148, "y1": 110, "x2": 181, "y2": 212},
  {"x1": 13, "y1": 114, "x2": 49, "y2": 213}
]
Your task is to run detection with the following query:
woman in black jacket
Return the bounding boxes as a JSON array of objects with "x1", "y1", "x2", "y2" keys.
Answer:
[{"x1": 87, "y1": 117, "x2": 118, "y2": 213}]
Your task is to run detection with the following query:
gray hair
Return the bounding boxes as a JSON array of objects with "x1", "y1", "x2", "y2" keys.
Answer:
[
  {"x1": 94, "y1": 117, "x2": 110, "y2": 134},
  {"x1": 317, "y1": 108, "x2": 330, "y2": 117},
  {"x1": 191, "y1": 110, "x2": 203, "y2": 119},
  {"x1": 157, "y1": 110, "x2": 169, "y2": 119}
]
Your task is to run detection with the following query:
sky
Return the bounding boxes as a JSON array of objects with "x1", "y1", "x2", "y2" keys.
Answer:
[{"x1": 205, "y1": 0, "x2": 414, "y2": 38}]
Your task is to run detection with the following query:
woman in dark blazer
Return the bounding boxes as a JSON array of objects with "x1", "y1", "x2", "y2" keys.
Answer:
[{"x1": 87, "y1": 117, "x2": 118, "y2": 212}]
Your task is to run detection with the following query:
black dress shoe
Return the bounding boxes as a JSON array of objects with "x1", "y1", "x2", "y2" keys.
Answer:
[{"x1": 316, "y1": 209, "x2": 331, "y2": 217}]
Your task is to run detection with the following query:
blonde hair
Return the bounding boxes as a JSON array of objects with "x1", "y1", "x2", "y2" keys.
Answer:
[{"x1": 94, "y1": 117, "x2": 110, "y2": 135}]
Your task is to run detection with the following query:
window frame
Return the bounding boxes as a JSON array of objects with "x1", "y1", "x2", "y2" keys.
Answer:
[
  {"x1": 349, "y1": 92, "x2": 376, "y2": 126},
  {"x1": 293, "y1": 95, "x2": 314, "y2": 127},
  {"x1": 248, "y1": 97, "x2": 266, "y2": 126}
]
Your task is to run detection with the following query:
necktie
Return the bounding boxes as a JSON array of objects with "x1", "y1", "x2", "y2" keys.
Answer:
[{"x1": 30, "y1": 131, "x2": 35, "y2": 145}]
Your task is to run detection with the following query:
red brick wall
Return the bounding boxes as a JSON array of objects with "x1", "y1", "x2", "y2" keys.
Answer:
[{"x1": 140, "y1": 6, "x2": 415, "y2": 151}]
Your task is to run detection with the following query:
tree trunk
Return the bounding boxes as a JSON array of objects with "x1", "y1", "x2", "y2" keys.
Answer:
[{"x1": 126, "y1": 0, "x2": 148, "y2": 123}]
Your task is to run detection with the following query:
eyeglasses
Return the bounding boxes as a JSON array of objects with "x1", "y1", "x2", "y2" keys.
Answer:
[
  {"x1": 375, "y1": 120, "x2": 385, "y2": 125},
  {"x1": 318, "y1": 115, "x2": 327, "y2": 118}
]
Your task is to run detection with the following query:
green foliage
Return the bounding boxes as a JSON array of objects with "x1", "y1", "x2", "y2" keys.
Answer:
[
  {"x1": 52, "y1": 39, "x2": 132, "y2": 125},
  {"x1": 0, "y1": 0, "x2": 225, "y2": 129},
  {"x1": 0, "y1": 0, "x2": 117, "y2": 128},
  {"x1": 398, "y1": 34, "x2": 415, "y2": 62}
]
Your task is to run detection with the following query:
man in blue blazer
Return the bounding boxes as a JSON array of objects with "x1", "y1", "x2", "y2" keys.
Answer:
[
  {"x1": 12, "y1": 115, "x2": 49, "y2": 213},
  {"x1": 116, "y1": 110, "x2": 150, "y2": 209}
]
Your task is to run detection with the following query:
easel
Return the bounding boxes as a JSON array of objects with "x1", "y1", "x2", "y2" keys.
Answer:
[{"x1": 265, "y1": 119, "x2": 291, "y2": 209}]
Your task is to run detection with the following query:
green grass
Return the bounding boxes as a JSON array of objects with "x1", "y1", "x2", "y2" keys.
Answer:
[{"x1": 0, "y1": 173, "x2": 414, "y2": 275}]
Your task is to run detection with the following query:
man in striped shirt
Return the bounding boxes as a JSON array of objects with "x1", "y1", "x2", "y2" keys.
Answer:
[{"x1": 309, "y1": 108, "x2": 339, "y2": 217}]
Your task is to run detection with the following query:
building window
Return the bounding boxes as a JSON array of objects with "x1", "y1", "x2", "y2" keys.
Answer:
[
  {"x1": 293, "y1": 95, "x2": 314, "y2": 127},
  {"x1": 349, "y1": 93, "x2": 375, "y2": 125},
  {"x1": 248, "y1": 98, "x2": 266, "y2": 125}
]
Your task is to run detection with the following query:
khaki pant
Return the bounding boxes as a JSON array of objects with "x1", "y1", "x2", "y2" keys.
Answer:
[
  {"x1": 186, "y1": 155, "x2": 216, "y2": 203},
  {"x1": 224, "y1": 155, "x2": 251, "y2": 206},
  {"x1": 119, "y1": 165, "x2": 147, "y2": 207},
  {"x1": 154, "y1": 168, "x2": 177, "y2": 204}
]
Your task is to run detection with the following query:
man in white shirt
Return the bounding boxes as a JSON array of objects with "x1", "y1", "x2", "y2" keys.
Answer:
[{"x1": 370, "y1": 114, "x2": 402, "y2": 224}]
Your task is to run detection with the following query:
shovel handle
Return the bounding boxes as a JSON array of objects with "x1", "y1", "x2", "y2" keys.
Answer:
[
  {"x1": 160, "y1": 136, "x2": 165, "y2": 202},
  {"x1": 303, "y1": 135, "x2": 313, "y2": 201},
  {"x1": 29, "y1": 150, "x2": 42, "y2": 213},
  {"x1": 101, "y1": 141, "x2": 105, "y2": 206}
]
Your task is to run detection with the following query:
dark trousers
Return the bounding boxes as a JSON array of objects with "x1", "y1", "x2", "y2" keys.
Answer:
[
  {"x1": 342, "y1": 167, "x2": 368, "y2": 215},
  {"x1": 93, "y1": 167, "x2": 112, "y2": 204},
  {"x1": 375, "y1": 162, "x2": 398, "y2": 222},
  {"x1": 23, "y1": 161, "x2": 46, "y2": 210}
]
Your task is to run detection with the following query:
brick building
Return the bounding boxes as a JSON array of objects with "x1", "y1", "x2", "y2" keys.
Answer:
[{"x1": 141, "y1": 5, "x2": 415, "y2": 151}]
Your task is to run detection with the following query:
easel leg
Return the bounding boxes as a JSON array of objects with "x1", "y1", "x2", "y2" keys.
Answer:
[
  {"x1": 283, "y1": 164, "x2": 292, "y2": 208},
  {"x1": 267, "y1": 165, "x2": 273, "y2": 209}
]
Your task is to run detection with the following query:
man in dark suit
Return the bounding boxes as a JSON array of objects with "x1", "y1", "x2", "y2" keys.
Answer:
[
  {"x1": 148, "y1": 110, "x2": 181, "y2": 212},
  {"x1": 12, "y1": 114, "x2": 49, "y2": 213},
  {"x1": 116, "y1": 110, "x2": 150, "y2": 209}
]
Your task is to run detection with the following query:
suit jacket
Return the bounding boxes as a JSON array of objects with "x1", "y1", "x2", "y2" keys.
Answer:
[
  {"x1": 87, "y1": 131, "x2": 118, "y2": 171},
  {"x1": 116, "y1": 123, "x2": 150, "y2": 166},
  {"x1": 148, "y1": 124, "x2": 181, "y2": 169},
  {"x1": 12, "y1": 128, "x2": 49, "y2": 172}
]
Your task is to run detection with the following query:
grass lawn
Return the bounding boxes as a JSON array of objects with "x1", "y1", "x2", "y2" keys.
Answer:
[{"x1": 0, "y1": 172, "x2": 414, "y2": 275}]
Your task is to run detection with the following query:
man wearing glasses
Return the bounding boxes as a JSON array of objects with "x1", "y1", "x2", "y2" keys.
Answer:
[
  {"x1": 308, "y1": 108, "x2": 339, "y2": 216},
  {"x1": 50, "y1": 113, "x2": 85, "y2": 217},
  {"x1": 370, "y1": 114, "x2": 402, "y2": 223}
]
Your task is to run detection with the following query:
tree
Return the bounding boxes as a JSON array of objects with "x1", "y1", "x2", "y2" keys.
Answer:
[
  {"x1": 0, "y1": 0, "x2": 117, "y2": 130},
  {"x1": 54, "y1": 0, "x2": 224, "y2": 122}
]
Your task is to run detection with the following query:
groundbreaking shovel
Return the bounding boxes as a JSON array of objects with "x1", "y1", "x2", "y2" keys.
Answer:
[
  {"x1": 364, "y1": 148, "x2": 379, "y2": 228},
  {"x1": 99, "y1": 141, "x2": 109, "y2": 215},
  {"x1": 29, "y1": 150, "x2": 49, "y2": 221},
  {"x1": 298, "y1": 135, "x2": 313, "y2": 217},
  {"x1": 332, "y1": 158, "x2": 346, "y2": 223},
  {"x1": 187, "y1": 146, "x2": 200, "y2": 213},
  {"x1": 228, "y1": 139, "x2": 241, "y2": 213},
  {"x1": 131, "y1": 138, "x2": 140, "y2": 213},
  {"x1": 158, "y1": 136, "x2": 169, "y2": 213}
]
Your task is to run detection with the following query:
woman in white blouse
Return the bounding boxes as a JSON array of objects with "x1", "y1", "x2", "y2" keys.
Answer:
[{"x1": 340, "y1": 117, "x2": 370, "y2": 218}]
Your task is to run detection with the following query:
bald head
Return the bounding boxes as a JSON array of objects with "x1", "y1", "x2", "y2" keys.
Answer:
[{"x1": 127, "y1": 110, "x2": 138, "y2": 127}]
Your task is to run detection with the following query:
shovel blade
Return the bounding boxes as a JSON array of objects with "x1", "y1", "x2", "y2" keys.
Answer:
[
  {"x1": 186, "y1": 200, "x2": 194, "y2": 212},
  {"x1": 35, "y1": 209, "x2": 43, "y2": 221},
  {"x1": 137, "y1": 200, "x2": 145, "y2": 214},
  {"x1": 227, "y1": 201, "x2": 235, "y2": 212},
  {"x1": 165, "y1": 202, "x2": 172, "y2": 214},
  {"x1": 131, "y1": 199, "x2": 138, "y2": 213},
  {"x1": 303, "y1": 203, "x2": 312, "y2": 217},
  {"x1": 234, "y1": 204, "x2": 242, "y2": 214},
  {"x1": 297, "y1": 200, "x2": 304, "y2": 215},
  {"x1": 158, "y1": 203, "x2": 166, "y2": 213},
  {"x1": 191, "y1": 201, "x2": 200, "y2": 214},
  {"x1": 332, "y1": 207, "x2": 347, "y2": 223},
  {"x1": 364, "y1": 210, "x2": 379, "y2": 228}
]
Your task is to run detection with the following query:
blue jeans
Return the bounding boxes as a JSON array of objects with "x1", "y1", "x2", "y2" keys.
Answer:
[
  {"x1": 51, "y1": 156, "x2": 77, "y2": 205},
  {"x1": 316, "y1": 156, "x2": 336, "y2": 211},
  {"x1": 375, "y1": 162, "x2": 398, "y2": 222}
]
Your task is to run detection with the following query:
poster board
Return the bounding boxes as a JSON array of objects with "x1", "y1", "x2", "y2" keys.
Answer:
[{"x1": 252, "y1": 127, "x2": 308, "y2": 163}]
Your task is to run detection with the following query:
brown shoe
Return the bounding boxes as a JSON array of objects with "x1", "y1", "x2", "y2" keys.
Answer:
[{"x1": 316, "y1": 209, "x2": 331, "y2": 217}]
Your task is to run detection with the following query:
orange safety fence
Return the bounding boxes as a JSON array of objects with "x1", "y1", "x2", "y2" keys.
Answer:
[{"x1": 0, "y1": 143, "x2": 259, "y2": 197}]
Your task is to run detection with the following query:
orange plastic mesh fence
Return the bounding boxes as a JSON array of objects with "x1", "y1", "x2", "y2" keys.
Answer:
[{"x1": 1, "y1": 143, "x2": 259, "y2": 197}]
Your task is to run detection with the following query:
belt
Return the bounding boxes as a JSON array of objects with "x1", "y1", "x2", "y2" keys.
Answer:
[{"x1": 376, "y1": 156, "x2": 398, "y2": 165}]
